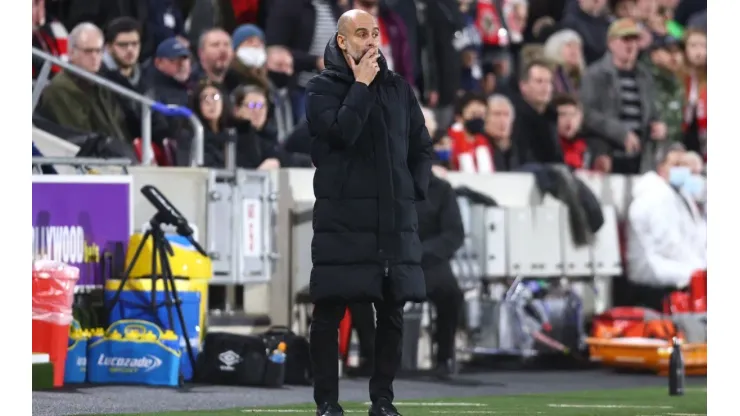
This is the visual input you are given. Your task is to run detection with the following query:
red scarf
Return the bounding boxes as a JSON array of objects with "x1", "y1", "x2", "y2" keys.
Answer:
[{"x1": 448, "y1": 124, "x2": 495, "y2": 173}]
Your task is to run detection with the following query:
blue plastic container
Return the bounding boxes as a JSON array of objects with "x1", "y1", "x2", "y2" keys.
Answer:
[
  {"x1": 64, "y1": 321, "x2": 88, "y2": 384},
  {"x1": 87, "y1": 320, "x2": 180, "y2": 387},
  {"x1": 105, "y1": 279, "x2": 201, "y2": 380}
]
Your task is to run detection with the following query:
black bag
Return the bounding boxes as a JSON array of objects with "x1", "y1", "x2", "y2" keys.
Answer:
[
  {"x1": 536, "y1": 288, "x2": 585, "y2": 354},
  {"x1": 261, "y1": 326, "x2": 312, "y2": 385},
  {"x1": 197, "y1": 332, "x2": 271, "y2": 386}
]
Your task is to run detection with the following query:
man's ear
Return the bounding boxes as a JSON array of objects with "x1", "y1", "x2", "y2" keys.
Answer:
[{"x1": 337, "y1": 34, "x2": 346, "y2": 51}]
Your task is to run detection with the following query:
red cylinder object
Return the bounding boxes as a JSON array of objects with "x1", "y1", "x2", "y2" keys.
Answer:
[
  {"x1": 32, "y1": 260, "x2": 79, "y2": 387},
  {"x1": 690, "y1": 270, "x2": 707, "y2": 313},
  {"x1": 338, "y1": 307, "x2": 352, "y2": 361}
]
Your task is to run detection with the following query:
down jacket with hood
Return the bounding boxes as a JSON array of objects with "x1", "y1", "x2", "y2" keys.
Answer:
[
  {"x1": 626, "y1": 171, "x2": 707, "y2": 289},
  {"x1": 305, "y1": 33, "x2": 434, "y2": 304}
]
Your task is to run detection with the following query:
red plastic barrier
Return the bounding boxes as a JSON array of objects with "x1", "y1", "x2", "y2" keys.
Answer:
[
  {"x1": 338, "y1": 308, "x2": 352, "y2": 361},
  {"x1": 32, "y1": 260, "x2": 79, "y2": 387}
]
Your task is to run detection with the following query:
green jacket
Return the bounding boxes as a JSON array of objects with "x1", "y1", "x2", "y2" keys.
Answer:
[
  {"x1": 649, "y1": 64, "x2": 685, "y2": 143},
  {"x1": 39, "y1": 71, "x2": 132, "y2": 142}
]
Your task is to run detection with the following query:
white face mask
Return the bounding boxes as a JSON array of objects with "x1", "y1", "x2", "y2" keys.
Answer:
[{"x1": 237, "y1": 46, "x2": 266, "y2": 68}]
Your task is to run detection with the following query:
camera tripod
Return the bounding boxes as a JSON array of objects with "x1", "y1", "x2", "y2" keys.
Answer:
[{"x1": 106, "y1": 211, "x2": 204, "y2": 382}]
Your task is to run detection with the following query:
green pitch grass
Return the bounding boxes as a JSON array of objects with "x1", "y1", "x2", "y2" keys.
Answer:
[{"x1": 89, "y1": 386, "x2": 707, "y2": 415}]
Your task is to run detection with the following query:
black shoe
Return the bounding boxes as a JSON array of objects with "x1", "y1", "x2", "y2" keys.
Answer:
[
  {"x1": 368, "y1": 399, "x2": 401, "y2": 416},
  {"x1": 316, "y1": 402, "x2": 344, "y2": 416},
  {"x1": 434, "y1": 359, "x2": 455, "y2": 380}
]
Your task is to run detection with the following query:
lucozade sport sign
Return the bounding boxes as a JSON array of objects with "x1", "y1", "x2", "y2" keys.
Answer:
[{"x1": 32, "y1": 176, "x2": 133, "y2": 289}]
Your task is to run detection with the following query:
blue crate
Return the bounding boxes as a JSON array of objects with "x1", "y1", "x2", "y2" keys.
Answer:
[
  {"x1": 87, "y1": 320, "x2": 181, "y2": 387},
  {"x1": 64, "y1": 320, "x2": 87, "y2": 384},
  {"x1": 105, "y1": 280, "x2": 201, "y2": 380}
]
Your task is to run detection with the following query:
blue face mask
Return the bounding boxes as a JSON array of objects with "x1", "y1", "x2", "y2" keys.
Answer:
[
  {"x1": 435, "y1": 149, "x2": 451, "y2": 162},
  {"x1": 682, "y1": 174, "x2": 706, "y2": 201},
  {"x1": 668, "y1": 166, "x2": 691, "y2": 188}
]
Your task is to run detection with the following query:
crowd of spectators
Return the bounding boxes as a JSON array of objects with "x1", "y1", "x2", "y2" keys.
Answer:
[{"x1": 31, "y1": 0, "x2": 707, "y2": 176}]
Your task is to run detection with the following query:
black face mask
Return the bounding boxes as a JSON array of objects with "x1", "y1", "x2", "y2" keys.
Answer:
[
  {"x1": 268, "y1": 71, "x2": 292, "y2": 89},
  {"x1": 464, "y1": 117, "x2": 485, "y2": 135}
]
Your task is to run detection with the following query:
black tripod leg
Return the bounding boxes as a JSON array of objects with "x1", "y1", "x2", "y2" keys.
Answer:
[
  {"x1": 107, "y1": 230, "x2": 151, "y2": 313},
  {"x1": 158, "y1": 241, "x2": 176, "y2": 331},
  {"x1": 160, "y1": 250, "x2": 198, "y2": 379},
  {"x1": 151, "y1": 237, "x2": 160, "y2": 314}
]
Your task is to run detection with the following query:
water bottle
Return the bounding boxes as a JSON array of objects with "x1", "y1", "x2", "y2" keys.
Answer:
[{"x1": 669, "y1": 337, "x2": 685, "y2": 396}]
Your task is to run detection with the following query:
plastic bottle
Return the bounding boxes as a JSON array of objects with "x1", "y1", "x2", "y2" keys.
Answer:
[
  {"x1": 142, "y1": 331, "x2": 157, "y2": 342},
  {"x1": 669, "y1": 337, "x2": 685, "y2": 396},
  {"x1": 161, "y1": 330, "x2": 180, "y2": 351},
  {"x1": 89, "y1": 328, "x2": 103, "y2": 345},
  {"x1": 108, "y1": 330, "x2": 123, "y2": 340},
  {"x1": 269, "y1": 342, "x2": 286, "y2": 364}
]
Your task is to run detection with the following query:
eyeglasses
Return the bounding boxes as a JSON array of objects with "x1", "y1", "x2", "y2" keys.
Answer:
[
  {"x1": 241, "y1": 101, "x2": 265, "y2": 110},
  {"x1": 201, "y1": 93, "x2": 221, "y2": 103}
]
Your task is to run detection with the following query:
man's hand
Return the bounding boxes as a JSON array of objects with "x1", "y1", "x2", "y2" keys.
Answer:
[
  {"x1": 258, "y1": 158, "x2": 281, "y2": 171},
  {"x1": 316, "y1": 57, "x2": 325, "y2": 71},
  {"x1": 427, "y1": 90, "x2": 439, "y2": 107},
  {"x1": 624, "y1": 131, "x2": 641, "y2": 154},
  {"x1": 350, "y1": 47, "x2": 379, "y2": 86},
  {"x1": 651, "y1": 121, "x2": 667, "y2": 141}
]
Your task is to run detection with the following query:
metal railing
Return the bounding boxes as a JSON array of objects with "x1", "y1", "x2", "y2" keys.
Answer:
[
  {"x1": 32, "y1": 156, "x2": 132, "y2": 174},
  {"x1": 31, "y1": 48, "x2": 205, "y2": 166}
]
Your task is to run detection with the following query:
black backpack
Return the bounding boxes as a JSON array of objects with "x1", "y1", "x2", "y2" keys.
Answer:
[
  {"x1": 197, "y1": 332, "x2": 270, "y2": 386},
  {"x1": 261, "y1": 326, "x2": 312, "y2": 385}
]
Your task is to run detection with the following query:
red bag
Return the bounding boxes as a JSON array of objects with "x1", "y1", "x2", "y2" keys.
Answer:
[
  {"x1": 663, "y1": 270, "x2": 707, "y2": 314},
  {"x1": 591, "y1": 307, "x2": 682, "y2": 341}
]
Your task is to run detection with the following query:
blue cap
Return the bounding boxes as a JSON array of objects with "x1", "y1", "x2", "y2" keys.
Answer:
[
  {"x1": 156, "y1": 37, "x2": 190, "y2": 59},
  {"x1": 232, "y1": 24, "x2": 264, "y2": 50}
]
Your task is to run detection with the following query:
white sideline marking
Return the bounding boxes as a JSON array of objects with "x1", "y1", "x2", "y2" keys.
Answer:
[
  {"x1": 363, "y1": 401, "x2": 487, "y2": 407},
  {"x1": 548, "y1": 404, "x2": 673, "y2": 409}
]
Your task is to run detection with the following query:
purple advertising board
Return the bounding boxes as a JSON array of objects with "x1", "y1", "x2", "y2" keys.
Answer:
[{"x1": 32, "y1": 176, "x2": 133, "y2": 288}]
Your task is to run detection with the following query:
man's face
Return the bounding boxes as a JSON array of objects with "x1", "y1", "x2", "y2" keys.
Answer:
[
  {"x1": 520, "y1": 65, "x2": 553, "y2": 107},
  {"x1": 579, "y1": 0, "x2": 607, "y2": 14},
  {"x1": 609, "y1": 35, "x2": 639, "y2": 65},
  {"x1": 650, "y1": 47, "x2": 676, "y2": 72},
  {"x1": 33, "y1": 0, "x2": 45, "y2": 28},
  {"x1": 557, "y1": 103, "x2": 583, "y2": 139},
  {"x1": 70, "y1": 30, "x2": 104, "y2": 73},
  {"x1": 614, "y1": 0, "x2": 637, "y2": 18},
  {"x1": 484, "y1": 101, "x2": 513, "y2": 139},
  {"x1": 108, "y1": 31, "x2": 141, "y2": 69},
  {"x1": 657, "y1": 149, "x2": 687, "y2": 179},
  {"x1": 634, "y1": 0, "x2": 657, "y2": 21},
  {"x1": 337, "y1": 13, "x2": 379, "y2": 64},
  {"x1": 155, "y1": 56, "x2": 191, "y2": 83},
  {"x1": 199, "y1": 30, "x2": 233, "y2": 76}
]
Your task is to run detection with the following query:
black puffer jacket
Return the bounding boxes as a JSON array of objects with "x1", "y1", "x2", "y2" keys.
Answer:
[{"x1": 306, "y1": 33, "x2": 433, "y2": 303}]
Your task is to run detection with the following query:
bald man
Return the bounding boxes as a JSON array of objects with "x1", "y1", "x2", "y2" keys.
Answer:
[{"x1": 305, "y1": 9, "x2": 433, "y2": 416}]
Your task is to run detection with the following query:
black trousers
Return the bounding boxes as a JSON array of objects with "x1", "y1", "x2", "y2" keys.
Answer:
[
  {"x1": 427, "y1": 282, "x2": 463, "y2": 363},
  {"x1": 349, "y1": 276, "x2": 463, "y2": 367},
  {"x1": 310, "y1": 296, "x2": 404, "y2": 406}
]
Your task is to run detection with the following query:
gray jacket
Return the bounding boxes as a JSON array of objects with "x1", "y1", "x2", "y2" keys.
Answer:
[{"x1": 580, "y1": 54, "x2": 662, "y2": 171}]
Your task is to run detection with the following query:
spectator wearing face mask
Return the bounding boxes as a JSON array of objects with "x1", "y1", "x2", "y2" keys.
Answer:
[
  {"x1": 626, "y1": 143, "x2": 706, "y2": 310},
  {"x1": 447, "y1": 92, "x2": 495, "y2": 173},
  {"x1": 227, "y1": 24, "x2": 270, "y2": 92}
]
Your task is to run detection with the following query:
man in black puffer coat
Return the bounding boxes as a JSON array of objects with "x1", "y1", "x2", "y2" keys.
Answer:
[{"x1": 305, "y1": 9, "x2": 433, "y2": 416}]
